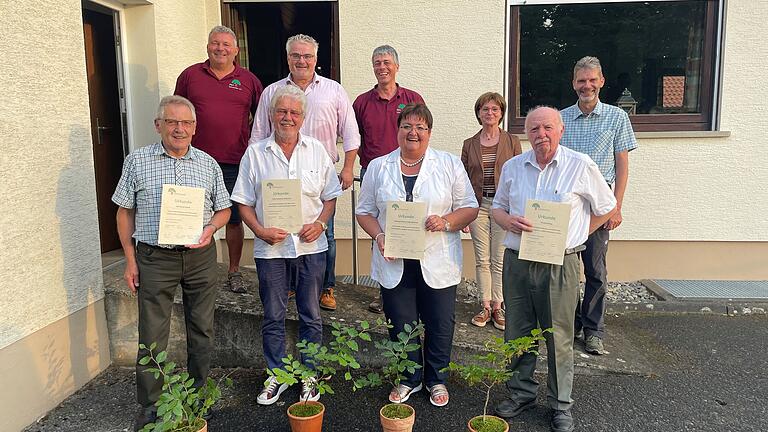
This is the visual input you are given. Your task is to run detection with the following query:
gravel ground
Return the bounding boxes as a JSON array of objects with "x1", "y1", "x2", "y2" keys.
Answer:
[{"x1": 460, "y1": 279, "x2": 656, "y2": 304}]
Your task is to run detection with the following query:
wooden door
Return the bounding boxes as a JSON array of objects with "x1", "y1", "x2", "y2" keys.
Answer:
[{"x1": 83, "y1": 7, "x2": 125, "y2": 252}]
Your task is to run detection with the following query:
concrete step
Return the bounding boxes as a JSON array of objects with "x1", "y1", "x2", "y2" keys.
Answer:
[{"x1": 103, "y1": 261, "x2": 657, "y2": 377}]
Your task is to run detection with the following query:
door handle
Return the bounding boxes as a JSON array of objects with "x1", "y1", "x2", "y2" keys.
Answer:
[{"x1": 96, "y1": 117, "x2": 111, "y2": 145}]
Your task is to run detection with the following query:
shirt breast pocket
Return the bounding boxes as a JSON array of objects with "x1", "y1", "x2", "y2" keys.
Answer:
[
  {"x1": 302, "y1": 171, "x2": 324, "y2": 198},
  {"x1": 593, "y1": 130, "x2": 615, "y2": 153}
]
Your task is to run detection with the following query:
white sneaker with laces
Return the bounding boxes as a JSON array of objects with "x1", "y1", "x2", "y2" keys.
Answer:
[
  {"x1": 257, "y1": 376, "x2": 289, "y2": 405},
  {"x1": 300, "y1": 378, "x2": 321, "y2": 402}
]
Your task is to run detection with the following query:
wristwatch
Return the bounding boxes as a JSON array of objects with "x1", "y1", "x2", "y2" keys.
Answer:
[
  {"x1": 317, "y1": 220, "x2": 328, "y2": 231},
  {"x1": 443, "y1": 219, "x2": 451, "y2": 232}
]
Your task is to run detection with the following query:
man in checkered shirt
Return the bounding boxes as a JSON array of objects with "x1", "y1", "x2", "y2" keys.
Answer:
[
  {"x1": 112, "y1": 95, "x2": 231, "y2": 431},
  {"x1": 560, "y1": 56, "x2": 638, "y2": 356}
]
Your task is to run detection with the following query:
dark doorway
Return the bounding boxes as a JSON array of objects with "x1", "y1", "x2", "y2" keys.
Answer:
[
  {"x1": 223, "y1": 1, "x2": 340, "y2": 86},
  {"x1": 82, "y1": 3, "x2": 126, "y2": 253}
]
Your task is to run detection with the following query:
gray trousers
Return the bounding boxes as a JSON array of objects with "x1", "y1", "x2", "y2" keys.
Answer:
[
  {"x1": 135, "y1": 241, "x2": 219, "y2": 407},
  {"x1": 502, "y1": 249, "x2": 580, "y2": 410}
]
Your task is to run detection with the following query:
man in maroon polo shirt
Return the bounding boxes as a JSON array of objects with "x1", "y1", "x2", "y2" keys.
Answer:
[
  {"x1": 353, "y1": 45, "x2": 424, "y2": 313},
  {"x1": 175, "y1": 25, "x2": 263, "y2": 294}
]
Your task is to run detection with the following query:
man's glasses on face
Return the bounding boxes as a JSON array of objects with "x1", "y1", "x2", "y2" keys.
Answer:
[
  {"x1": 399, "y1": 124, "x2": 430, "y2": 133},
  {"x1": 275, "y1": 108, "x2": 303, "y2": 117},
  {"x1": 289, "y1": 53, "x2": 316, "y2": 61},
  {"x1": 162, "y1": 119, "x2": 196, "y2": 128}
]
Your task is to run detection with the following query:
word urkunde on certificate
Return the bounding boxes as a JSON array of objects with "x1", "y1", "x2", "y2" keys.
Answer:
[
  {"x1": 384, "y1": 201, "x2": 427, "y2": 260},
  {"x1": 157, "y1": 184, "x2": 205, "y2": 245},
  {"x1": 519, "y1": 199, "x2": 571, "y2": 266}
]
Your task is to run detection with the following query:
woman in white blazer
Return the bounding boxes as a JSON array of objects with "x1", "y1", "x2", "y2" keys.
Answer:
[{"x1": 356, "y1": 103, "x2": 478, "y2": 407}]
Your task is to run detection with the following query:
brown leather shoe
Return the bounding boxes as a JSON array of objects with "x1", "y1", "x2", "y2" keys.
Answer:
[
  {"x1": 471, "y1": 308, "x2": 491, "y2": 327},
  {"x1": 319, "y1": 287, "x2": 337, "y2": 310}
]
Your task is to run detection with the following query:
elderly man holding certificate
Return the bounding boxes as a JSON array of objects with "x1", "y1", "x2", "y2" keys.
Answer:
[
  {"x1": 112, "y1": 95, "x2": 232, "y2": 431},
  {"x1": 231, "y1": 85, "x2": 342, "y2": 406},
  {"x1": 356, "y1": 103, "x2": 478, "y2": 408},
  {"x1": 491, "y1": 106, "x2": 616, "y2": 432}
]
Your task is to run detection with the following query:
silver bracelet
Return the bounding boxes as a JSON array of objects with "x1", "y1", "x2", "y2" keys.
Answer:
[{"x1": 374, "y1": 232, "x2": 385, "y2": 241}]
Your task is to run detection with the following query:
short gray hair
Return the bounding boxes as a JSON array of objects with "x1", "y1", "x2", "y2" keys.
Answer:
[
  {"x1": 286, "y1": 34, "x2": 319, "y2": 56},
  {"x1": 573, "y1": 56, "x2": 602, "y2": 78},
  {"x1": 524, "y1": 105, "x2": 563, "y2": 130},
  {"x1": 372, "y1": 45, "x2": 399, "y2": 65},
  {"x1": 269, "y1": 85, "x2": 307, "y2": 116},
  {"x1": 156, "y1": 95, "x2": 196, "y2": 121},
  {"x1": 209, "y1": 25, "x2": 237, "y2": 46}
]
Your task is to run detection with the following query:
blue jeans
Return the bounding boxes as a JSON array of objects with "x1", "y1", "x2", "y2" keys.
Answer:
[
  {"x1": 256, "y1": 252, "x2": 326, "y2": 370},
  {"x1": 323, "y1": 208, "x2": 336, "y2": 290}
]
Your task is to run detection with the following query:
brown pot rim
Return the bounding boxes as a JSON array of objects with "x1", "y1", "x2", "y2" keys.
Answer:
[
  {"x1": 379, "y1": 402, "x2": 415, "y2": 419},
  {"x1": 467, "y1": 414, "x2": 509, "y2": 432},
  {"x1": 287, "y1": 400, "x2": 326, "y2": 421}
]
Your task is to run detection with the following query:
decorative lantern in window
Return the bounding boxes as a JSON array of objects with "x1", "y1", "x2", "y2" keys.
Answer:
[{"x1": 616, "y1": 88, "x2": 637, "y2": 115}]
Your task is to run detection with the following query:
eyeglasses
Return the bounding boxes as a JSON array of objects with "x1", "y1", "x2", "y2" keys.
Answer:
[
  {"x1": 480, "y1": 107, "x2": 502, "y2": 113},
  {"x1": 275, "y1": 108, "x2": 303, "y2": 117},
  {"x1": 289, "y1": 53, "x2": 316, "y2": 61},
  {"x1": 399, "y1": 124, "x2": 430, "y2": 133},
  {"x1": 162, "y1": 119, "x2": 196, "y2": 128}
]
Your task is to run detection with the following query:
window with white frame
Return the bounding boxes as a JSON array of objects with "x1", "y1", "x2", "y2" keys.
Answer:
[{"x1": 507, "y1": 0, "x2": 722, "y2": 132}]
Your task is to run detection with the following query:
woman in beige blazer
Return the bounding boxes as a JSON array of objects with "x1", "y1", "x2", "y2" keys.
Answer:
[{"x1": 460, "y1": 92, "x2": 522, "y2": 330}]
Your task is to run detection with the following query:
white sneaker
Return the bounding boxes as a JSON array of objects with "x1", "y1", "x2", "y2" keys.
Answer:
[
  {"x1": 257, "y1": 376, "x2": 289, "y2": 405},
  {"x1": 300, "y1": 378, "x2": 320, "y2": 402}
]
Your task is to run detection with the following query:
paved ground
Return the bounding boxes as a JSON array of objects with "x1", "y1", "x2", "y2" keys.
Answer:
[{"x1": 23, "y1": 312, "x2": 768, "y2": 432}]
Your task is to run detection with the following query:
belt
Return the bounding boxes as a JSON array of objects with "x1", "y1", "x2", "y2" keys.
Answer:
[
  {"x1": 139, "y1": 242, "x2": 190, "y2": 252},
  {"x1": 509, "y1": 244, "x2": 585, "y2": 256},
  {"x1": 482, "y1": 192, "x2": 495, "y2": 198}
]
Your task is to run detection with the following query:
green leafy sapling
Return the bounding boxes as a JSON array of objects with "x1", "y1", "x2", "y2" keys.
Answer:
[
  {"x1": 443, "y1": 328, "x2": 550, "y2": 430},
  {"x1": 353, "y1": 321, "x2": 425, "y2": 413},
  {"x1": 268, "y1": 319, "x2": 388, "y2": 411},
  {"x1": 138, "y1": 342, "x2": 234, "y2": 432}
]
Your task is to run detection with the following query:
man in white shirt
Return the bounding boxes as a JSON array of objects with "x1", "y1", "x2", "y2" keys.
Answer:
[
  {"x1": 492, "y1": 107, "x2": 616, "y2": 432},
  {"x1": 250, "y1": 34, "x2": 360, "y2": 311},
  {"x1": 232, "y1": 85, "x2": 342, "y2": 405}
]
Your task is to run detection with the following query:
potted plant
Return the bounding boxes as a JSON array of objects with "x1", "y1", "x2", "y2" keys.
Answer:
[
  {"x1": 138, "y1": 342, "x2": 234, "y2": 432},
  {"x1": 443, "y1": 329, "x2": 550, "y2": 432},
  {"x1": 353, "y1": 321, "x2": 425, "y2": 432},
  {"x1": 269, "y1": 319, "x2": 385, "y2": 432}
]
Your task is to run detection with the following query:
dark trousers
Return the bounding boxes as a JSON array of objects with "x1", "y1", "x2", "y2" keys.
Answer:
[
  {"x1": 135, "y1": 242, "x2": 218, "y2": 407},
  {"x1": 256, "y1": 252, "x2": 326, "y2": 370},
  {"x1": 381, "y1": 259, "x2": 457, "y2": 388},
  {"x1": 575, "y1": 227, "x2": 610, "y2": 339},
  {"x1": 324, "y1": 209, "x2": 336, "y2": 289},
  {"x1": 503, "y1": 249, "x2": 580, "y2": 410}
]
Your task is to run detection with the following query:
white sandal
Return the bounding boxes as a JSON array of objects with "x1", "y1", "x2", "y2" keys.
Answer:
[
  {"x1": 427, "y1": 384, "x2": 450, "y2": 407},
  {"x1": 388, "y1": 382, "x2": 423, "y2": 403}
]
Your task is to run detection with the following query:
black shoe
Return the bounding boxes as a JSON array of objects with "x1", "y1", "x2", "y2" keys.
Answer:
[
  {"x1": 495, "y1": 398, "x2": 536, "y2": 418},
  {"x1": 550, "y1": 409, "x2": 575, "y2": 432},
  {"x1": 133, "y1": 406, "x2": 157, "y2": 431}
]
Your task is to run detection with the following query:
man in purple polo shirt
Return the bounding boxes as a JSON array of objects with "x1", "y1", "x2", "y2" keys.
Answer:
[
  {"x1": 353, "y1": 45, "x2": 424, "y2": 313},
  {"x1": 175, "y1": 25, "x2": 263, "y2": 294}
]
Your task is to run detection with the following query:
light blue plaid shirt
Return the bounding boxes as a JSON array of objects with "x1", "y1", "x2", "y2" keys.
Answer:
[
  {"x1": 112, "y1": 142, "x2": 231, "y2": 246},
  {"x1": 560, "y1": 101, "x2": 637, "y2": 183}
]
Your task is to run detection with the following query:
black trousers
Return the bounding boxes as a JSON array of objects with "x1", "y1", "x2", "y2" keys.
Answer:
[
  {"x1": 135, "y1": 242, "x2": 218, "y2": 407},
  {"x1": 381, "y1": 259, "x2": 457, "y2": 388}
]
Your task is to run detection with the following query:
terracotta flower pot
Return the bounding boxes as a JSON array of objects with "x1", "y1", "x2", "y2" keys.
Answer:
[
  {"x1": 197, "y1": 419, "x2": 208, "y2": 432},
  {"x1": 287, "y1": 400, "x2": 325, "y2": 432},
  {"x1": 467, "y1": 414, "x2": 509, "y2": 432},
  {"x1": 379, "y1": 403, "x2": 415, "y2": 432}
]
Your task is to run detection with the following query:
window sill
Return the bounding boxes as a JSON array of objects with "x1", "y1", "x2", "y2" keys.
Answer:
[{"x1": 513, "y1": 131, "x2": 730, "y2": 142}]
